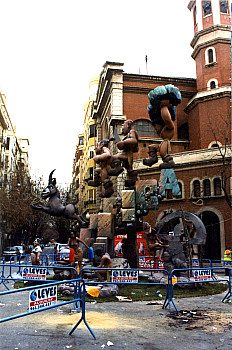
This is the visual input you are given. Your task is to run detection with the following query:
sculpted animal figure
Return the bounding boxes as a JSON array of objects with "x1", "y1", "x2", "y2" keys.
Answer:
[{"x1": 31, "y1": 170, "x2": 87, "y2": 227}]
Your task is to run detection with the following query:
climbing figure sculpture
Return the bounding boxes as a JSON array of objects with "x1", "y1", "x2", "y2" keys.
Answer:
[
  {"x1": 143, "y1": 84, "x2": 181, "y2": 169},
  {"x1": 88, "y1": 139, "x2": 123, "y2": 198},
  {"x1": 114, "y1": 119, "x2": 139, "y2": 187}
]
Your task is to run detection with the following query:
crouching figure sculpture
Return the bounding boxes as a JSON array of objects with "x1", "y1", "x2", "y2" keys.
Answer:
[{"x1": 31, "y1": 170, "x2": 87, "y2": 227}]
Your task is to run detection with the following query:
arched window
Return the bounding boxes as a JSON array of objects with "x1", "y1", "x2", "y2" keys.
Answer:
[
  {"x1": 207, "y1": 79, "x2": 218, "y2": 90},
  {"x1": 193, "y1": 180, "x2": 201, "y2": 197},
  {"x1": 210, "y1": 81, "x2": 216, "y2": 89},
  {"x1": 208, "y1": 49, "x2": 214, "y2": 63},
  {"x1": 178, "y1": 182, "x2": 183, "y2": 198},
  {"x1": 133, "y1": 119, "x2": 158, "y2": 137},
  {"x1": 214, "y1": 178, "x2": 222, "y2": 196},
  {"x1": 208, "y1": 140, "x2": 222, "y2": 148},
  {"x1": 205, "y1": 47, "x2": 216, "y2": 65},
  {"x1": 203, "y1": 179, "x2": 211, "y2": 197}
]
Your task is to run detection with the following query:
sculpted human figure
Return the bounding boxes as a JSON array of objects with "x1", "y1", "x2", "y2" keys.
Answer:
[
  {"x1": 114, "y1": 119, "x2": 139, "y2": 187},
  {"x1": 143, "y1": 84, "x2": 181, "y2": 169},
  {"x1": 144, "y1": 223, "x2": 169, "y2": 261},
  {"x1": 88, "y1": 139, "x2": 123, "y2": 198}
]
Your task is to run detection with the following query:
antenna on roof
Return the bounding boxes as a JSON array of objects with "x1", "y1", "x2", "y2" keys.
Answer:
[{"x1": 145, "y1": 55, "x2": 148, "y2": 75}]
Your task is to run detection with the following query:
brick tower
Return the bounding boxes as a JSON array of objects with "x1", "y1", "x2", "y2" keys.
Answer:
[{"x1": 186, "y1": 0, "x2": 231, "y2": 150}]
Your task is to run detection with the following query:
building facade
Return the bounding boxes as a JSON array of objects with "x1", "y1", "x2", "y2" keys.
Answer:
[
  {"x1": 77, "y1": 0, "x2": 231, "y2": 260},
  {"x1": 0, "y1": 89, "x2": 30, "y2": 254}
]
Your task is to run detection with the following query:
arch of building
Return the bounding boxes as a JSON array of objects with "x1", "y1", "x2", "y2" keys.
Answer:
[
  {"x1": 208, "y1": 140, "x2": 222, "y2": 148},
  {"x1": 207, "y1": 78, "x2": 218, "y2": 90},
  {"x1": 195, "y1": 206, "x2": 225, "y2": 260}
]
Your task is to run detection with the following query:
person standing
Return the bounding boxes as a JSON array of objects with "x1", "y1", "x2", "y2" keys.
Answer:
[
  {"x1": 224, "y1": 249, "x2": 232, "y2": 276},
  {"x1": 30, "y1": 238, "x2": 42, "y2": 266},
  {"x1": 67, "y1": 231, "x2": 89, "y2": 274},
  {"x1": 96, "y1": 252, "x2": 113, "y2": 282}
]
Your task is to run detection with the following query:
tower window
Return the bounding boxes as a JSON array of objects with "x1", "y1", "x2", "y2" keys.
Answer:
[
  {"x1": 210, "y1": 81, "x2": 216, "y2": 89},
  {"x1": 193, "y1": 6, "x2": 197, "y2": 27},
  {"x1": 207, "y1": 78, "x2": 218, "y2": 90},
  {"x1": 205, "y1": 47, "x2": 216, "y2": 65},
  {"x1": 202, "y1": 1, "x2": 212, "y2": 16},
  {"x1": 220, "y1": 0, "x2": 229, "y2": 14},
  {"x1": 208, "y1": 49, "x2": 213, "y2": 63}
]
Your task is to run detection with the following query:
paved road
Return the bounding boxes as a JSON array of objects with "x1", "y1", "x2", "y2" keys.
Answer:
[{"x1": 0, "y1": 280, "x2": 231, "y2": 350}]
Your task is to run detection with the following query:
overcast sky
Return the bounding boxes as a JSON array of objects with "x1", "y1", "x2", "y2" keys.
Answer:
[{"x1": 0, "y1": 0, "x2": 198, "y2": 188}]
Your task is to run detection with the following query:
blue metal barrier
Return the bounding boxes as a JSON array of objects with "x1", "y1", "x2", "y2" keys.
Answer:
[
  {"x1": 0, "y1": 277, "x2": 96, "y2": 339},
  {"x1": 80, "y1": 266, "x2": 171, "y2": 309},
  {"x1": 169, "y1": 267, "x2": 231, "y2": 311}
]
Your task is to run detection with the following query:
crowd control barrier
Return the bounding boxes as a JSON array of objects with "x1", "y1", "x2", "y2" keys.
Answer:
[
  {"x1": 0, "y1": 276, "x2": 96, "y2": 339},
  {"x1": 169, "y1": 266, "x2": 231, "y2": 311},
  {"x1": 80, "y1": 266, "x2": 171, "y2": 309},
  {"x1": 1, "y1": 261, "x2": 231, "y2": 338}
]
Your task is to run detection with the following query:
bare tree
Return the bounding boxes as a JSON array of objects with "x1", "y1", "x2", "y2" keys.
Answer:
[
  {"x1": 0, "y1": 167, "x2": 45, "y2": 245},
  {"x1": 208, "y1": 113, "x2": 232, "y2": 209}
]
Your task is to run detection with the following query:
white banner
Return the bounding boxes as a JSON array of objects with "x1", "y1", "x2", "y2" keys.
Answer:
[
  {"x1": 29, "y1": 285, "x2": 57, "y2": 312},
  {"x1": 112, "y1": 269, "x2": 138, "y2": 283},
  {"x1": 22, "y1": 267, "x2": 47, "y2": 280},
  {"x1": 194, "y1": 269, "x2": 212, "y2": 281}
]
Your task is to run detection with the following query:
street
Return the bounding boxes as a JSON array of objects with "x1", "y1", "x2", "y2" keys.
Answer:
[{"x1": 0, "y1": 279, "x2": 231, "y2": 350}]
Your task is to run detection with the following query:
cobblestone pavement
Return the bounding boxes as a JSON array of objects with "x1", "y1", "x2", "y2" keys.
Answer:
[{"x1": 0, "y1": 282, "x2": 231, "y2": 350}]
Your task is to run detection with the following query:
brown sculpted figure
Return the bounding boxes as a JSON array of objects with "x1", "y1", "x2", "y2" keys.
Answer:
[
  {"x1": 144, "y1": 223, "x2": 169, "y2": 261},
  {"x1": 143, "y1": 84, "x2": 181, "y2": 169},
  {"x1": 114, "y1": 120, "x2": 139, "y2": 187},
  {"x1": 88, "y1": 139, "x2": 123, "y2": 198}
]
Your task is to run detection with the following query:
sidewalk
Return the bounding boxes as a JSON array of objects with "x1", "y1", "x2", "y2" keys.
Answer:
[{"x1": 0, "y1": 282, "x2": 231, "y2": 350}]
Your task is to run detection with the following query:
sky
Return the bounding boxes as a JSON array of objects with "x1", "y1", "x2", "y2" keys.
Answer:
[{"x1": 0, "y1": 0, "x2": 198, "y2": 188}]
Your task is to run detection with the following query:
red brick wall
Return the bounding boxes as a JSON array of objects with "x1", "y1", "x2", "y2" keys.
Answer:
[
  {"x1": 188, "y1": 96, "x2": 231, "y2": 150},
  {"x1": 140, "y1": 164, "x2": 231, "y2": 250},
  {"x1": 202, "y1": 14, "x2": 214, "y2": 29},
  {"x1": 195, "y1": 43, "x2": 231, "y2": 91}
]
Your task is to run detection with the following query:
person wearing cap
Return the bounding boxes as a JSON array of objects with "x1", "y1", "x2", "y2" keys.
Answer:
[
  {"x1": 31, "y1": 238, "x2": 42, "y2": 265},
  {"x1": 224, "y1": 249, "x2": 231, "y2": 276},
  {"x1": 224, "y1": 249, "x2": 231, "y2": 260}
]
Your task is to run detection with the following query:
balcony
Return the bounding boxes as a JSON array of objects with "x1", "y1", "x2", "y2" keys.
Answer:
[{"x1": 84, "y1": 198, "x2": 96, "y2": 206}]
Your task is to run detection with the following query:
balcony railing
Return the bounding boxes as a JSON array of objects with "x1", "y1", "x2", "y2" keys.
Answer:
[{"x1": 84, "y1": 199, "x2": 96, "y2": 206}]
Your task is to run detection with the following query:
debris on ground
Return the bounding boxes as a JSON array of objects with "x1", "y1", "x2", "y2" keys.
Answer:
[{"x1": 116, "y1": 296, "x2": 132, "y2": 302}]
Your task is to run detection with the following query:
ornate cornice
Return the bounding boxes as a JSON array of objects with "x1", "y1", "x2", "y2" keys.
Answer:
[
  {"x1": 184, "y1": 86, "x2": 231, "y2": 113},
  {"x1": 123, "y1": 73, "x2": 196, "y2": 86},
  {"x1": 134, "y1": 146, "x2": 232, "y2": 174}
]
